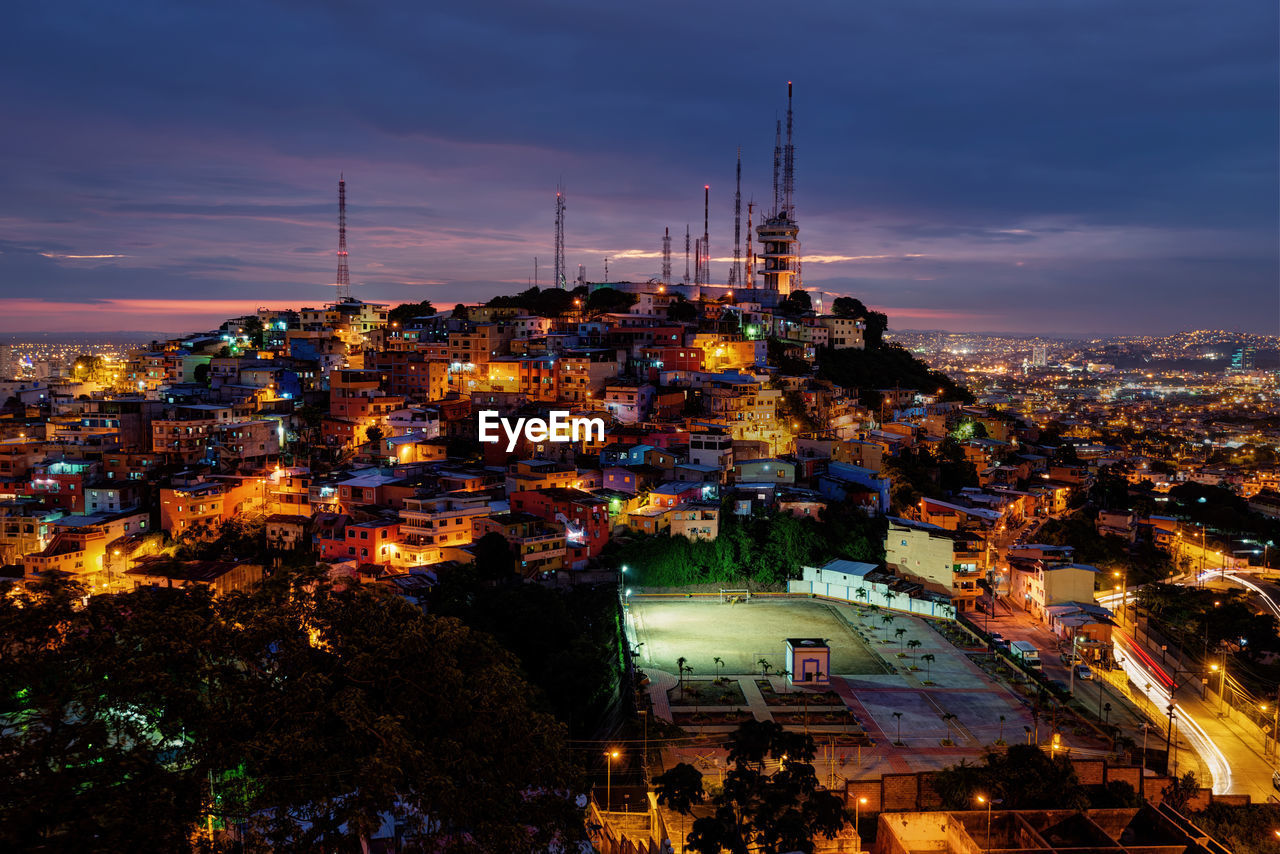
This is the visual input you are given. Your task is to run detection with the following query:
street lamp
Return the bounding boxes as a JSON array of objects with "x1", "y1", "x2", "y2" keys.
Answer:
[
  {"x1": 604, "y1": 749, "x2": 619, "y2": 811},
  {"x1": 1112, "y1": 570, "x2": 1126, "y2": 626},
  {"x1": 855, "y1": 793, "x2": 865, "y2": 854},
  {"x1": 976, "y1": 794, "x2": 1003, "y2": 854}
]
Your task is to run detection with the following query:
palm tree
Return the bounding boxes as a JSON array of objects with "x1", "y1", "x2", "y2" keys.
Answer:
[
  {"x1": 997, "y1": 714, "x2": 1006, "y2": 745},
  {"x1": 941, "y1": 712, "x2": 958, "y2": 745},
  {"x1": 892, "y1": 711, "x2": 904, "y2": 745},
  {"x1": 880, "y1": 614, "x2": 895, "y2": 642},
  {"x1": 907, "y1": 638, "x2": 922, "y2": 667},
  {"x1": 921, "y1": 653, "x2": 936, "y2": 682},
  {"x1": 676, "y1": 655, "x2": 688, "y2": 700},
  {"x1": 713, "y1": 656, "x2": 724, "y2": 683},
  {"x1": 884, "y1": 591, "x2": 898, "y2": 611},
  {"x1": 895, "y1": 627, "x2": 908, "y2": 655},
  {"x1": 758, "y1": 658, "x2": 772, "y2": 678},
  {"x1": 681, "y1": 662, "x2": 695, "y2": 701},
  {"x1": 778, "y1": 668, "x2": 791, "y2": 695}
]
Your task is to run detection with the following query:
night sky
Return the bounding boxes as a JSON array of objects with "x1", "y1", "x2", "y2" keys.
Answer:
[{"x1": 3, "y1": 1, "x2": 1277, "y2": 336}]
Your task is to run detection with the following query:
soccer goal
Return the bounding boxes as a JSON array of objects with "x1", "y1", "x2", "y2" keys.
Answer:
[{"x1": 719, "y1": 588, "x2": 752, "y2": 605}]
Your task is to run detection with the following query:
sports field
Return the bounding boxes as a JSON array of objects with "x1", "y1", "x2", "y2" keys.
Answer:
[{"x1": 628, "y1": 596, "x2": 887, "y2": 677}]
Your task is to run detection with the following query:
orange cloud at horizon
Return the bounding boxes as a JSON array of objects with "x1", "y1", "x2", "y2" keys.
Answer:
[{"x1": 0, "y1": 298, "x2": 306, "y2": 332}]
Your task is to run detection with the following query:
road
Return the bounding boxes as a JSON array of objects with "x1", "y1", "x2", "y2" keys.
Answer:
[{"x1": 1098, "y1": 586, "x2": 1278, "y2": 801}]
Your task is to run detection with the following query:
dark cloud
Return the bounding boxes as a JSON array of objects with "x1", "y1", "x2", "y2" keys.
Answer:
[{"x1": 0, "y1": 0, "x2": 1275, "y2": 333}]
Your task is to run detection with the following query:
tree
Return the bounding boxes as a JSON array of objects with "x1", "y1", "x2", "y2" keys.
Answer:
[
  {"x1": 829, "y1": 297, "x2": 887, "y2": 347},
  {"x1": 941, "y1": 712, "x2": 958, "y2": 745},
  {"x1": 907, "y1": 638, "x2": 922, "y2": 667},
  {"x1": 776, "y1": 289, "x2": 812, "y2": 316},
  {"x1": 677, "y1": 656, "x2": 689, "y2": 699},
  {"x1": 931, "y1": 745, "x2": 1089, "y2": 811},
  {"x1": 686, "y1": 721, "x2": 847, "y2": 854},
  {"x1": 652, "y1": 762, "x2": 705, "y2": 826},
  {"x1": 364, "y1": 425, "x2": 384, "y2": 447},
  {"x1": 388, "y1": 299, "x2": 436, "y2": 325},
  {"x1": 714, "y1": 656, "x2": 724, "y2": 682},
  {"x1": 586, "y1": 287, "x2": 637, "y2": 315},
  {"x1": 921, "y1": 653, "x2": 936, "y2": 682},
  {"x1": 895, "y1": 627, "x2": 907, "y2": 654},
  {"x1": 472, "y1": 531, "x2": 517, "y2": 583},
  {"x1": 193, "y1": 362, "x2": 211, "y2": 387},
  {"x1": 0, "y1": 575, "x2": 587, "y2": 852},
  {"x1": 668, "y1": 296, "x2": 698, "y2": 324},
  {"x1": 1161, "y1": 772, "x2": 1200, "y2": 812},
  {"x1": 243, "y1": 316, "x2": 265, "y2": 348},
  {"x1": 758, "y1": 658, "x2": 773, "y2": 678},
  {"x1": 452, "y1": 302, "x2": 470, "y2": 320}
]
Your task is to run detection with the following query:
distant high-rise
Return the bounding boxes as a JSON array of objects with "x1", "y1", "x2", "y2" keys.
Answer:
[
  {"x1": 0, "y1": 344, "x2": 12, "y2": 380},
  {"x1": 1031, "y1": 345, "x2": 1048, "y2": 367},
  {"x1": 1228, "y1": 346, "x2": 1254, "y2": 373}
]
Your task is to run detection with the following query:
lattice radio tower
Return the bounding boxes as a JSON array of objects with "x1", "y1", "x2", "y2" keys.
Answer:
[
  {"x1": 554, "y1": 185, "x2": 567, "y2": 289},
  {"x1": 335, "y1": 173, "x2": 351, "y2": 302},
  {"x1": 662, "y1": 227, "x2": 672, "y2": 286},
  {"x1": 730, "y1": 147, "x2": 743, "y2": 288},
  {"x1": 783, "y1": 81, "x2": 796, "y2": 219}
]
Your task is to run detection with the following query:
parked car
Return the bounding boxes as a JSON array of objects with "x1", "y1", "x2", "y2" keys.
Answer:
[
  {"x1": 1074, "y1": 664, "x2": 1093, "y2": 680},
  {"x1": 989, "y1": 632, "x2": 1005, "y2": 644}
]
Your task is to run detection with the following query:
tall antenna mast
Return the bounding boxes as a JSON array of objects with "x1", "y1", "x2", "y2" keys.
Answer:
[
  {"x1": 772, "y1": 120, "x2": 782, "y2": 217},
  {"x1": 745, "y1": 201, "x2": 754, "y2": 290},
  {"x1": 603, "y1": 257, "x2": 609, "y2": 281},
  {"x1": 662, "y1": 227, "x2": 672, "y2": 286},
  {"x1": 783, "y1": 81, "x2": 796, "y2": 219},
  {"x1": 335, "y1": 173, "x2": 350, "y2": 302},
  {"x1": 702, "y1": 184, "x2": 710, "y2": 285},
  {"x1": 730, "y1": 147, "x2": 742, "y2": 288},
  {"x1": 554, "y1": 185, "x2": 567, "y2": 289},
  {"x1": 683, "y1": 225, "x2": 691, "y2": 284}
]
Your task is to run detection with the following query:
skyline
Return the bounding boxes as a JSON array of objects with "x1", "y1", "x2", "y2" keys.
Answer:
[{"x1": 2, "y1": 1, "x2": 1278, "y2": 336}]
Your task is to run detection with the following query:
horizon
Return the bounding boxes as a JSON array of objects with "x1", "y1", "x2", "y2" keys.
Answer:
[{"x1": 2, "y1": 1, "x2": 1277, "y2": 336}]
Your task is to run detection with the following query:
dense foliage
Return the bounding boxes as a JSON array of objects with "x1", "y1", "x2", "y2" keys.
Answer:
[
  {"x1": 931, "y1": 745, "x2": 1092, "y2": 811},
  {"x1": 1036, "y1": 510, "x2": 1173, "y2": 585},
  {"x1": 387, "y1": 299, "x2": 437, "y2": 325},
  {"x1": 484, "y1": 285, "x2": 582, "y2": 317},
  {"x1": 817, "y1": 343, "x2": 973, "y2": 409},
  {"x1": 1137, "y1": 583, "x2": 1280, "y2": 661},
  {"x1": 0, "y1": 576, "x2": 584, "y2": 853},
  {"x1": 614, "y1": 505, "x2": 886, "y2": 588},
  {"x1": 1190, "y1": 803, "x2": 1280, "y2": 854},
  {"x1": 655, "y1": 720, "x2": 847, "y2": 854},
  {"x1": 830, "y1": 297, "x2": 887, "y2": 348},
  {"x1": 882, "y1": 439, "x2": 979, "y2": 512},
  {"x1": 431, "y1": 565, "x2": 623, "y2": 737}
]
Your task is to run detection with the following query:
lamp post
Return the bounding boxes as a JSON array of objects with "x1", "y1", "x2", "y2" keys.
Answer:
[
  {"x1": 1138, "y1": 722, "x2": 1149, "y2": 798},
  {"x1": 855, "y1": 796, "x2": 868, "y2": 853},
  {"x1": 604, "y1": 749, "x2": 619, "y2": 812},
  {"x1": 1112, "y1": 570, "x2": 1126, "y2": 627},
  {"x1": 976, "y1": 794, "x2": 1003, "y2": 854}
]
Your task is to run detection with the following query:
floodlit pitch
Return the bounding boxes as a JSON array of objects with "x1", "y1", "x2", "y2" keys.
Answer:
[{"x1": 628, "y1": 596, "x2": 888, "y2": 677}]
